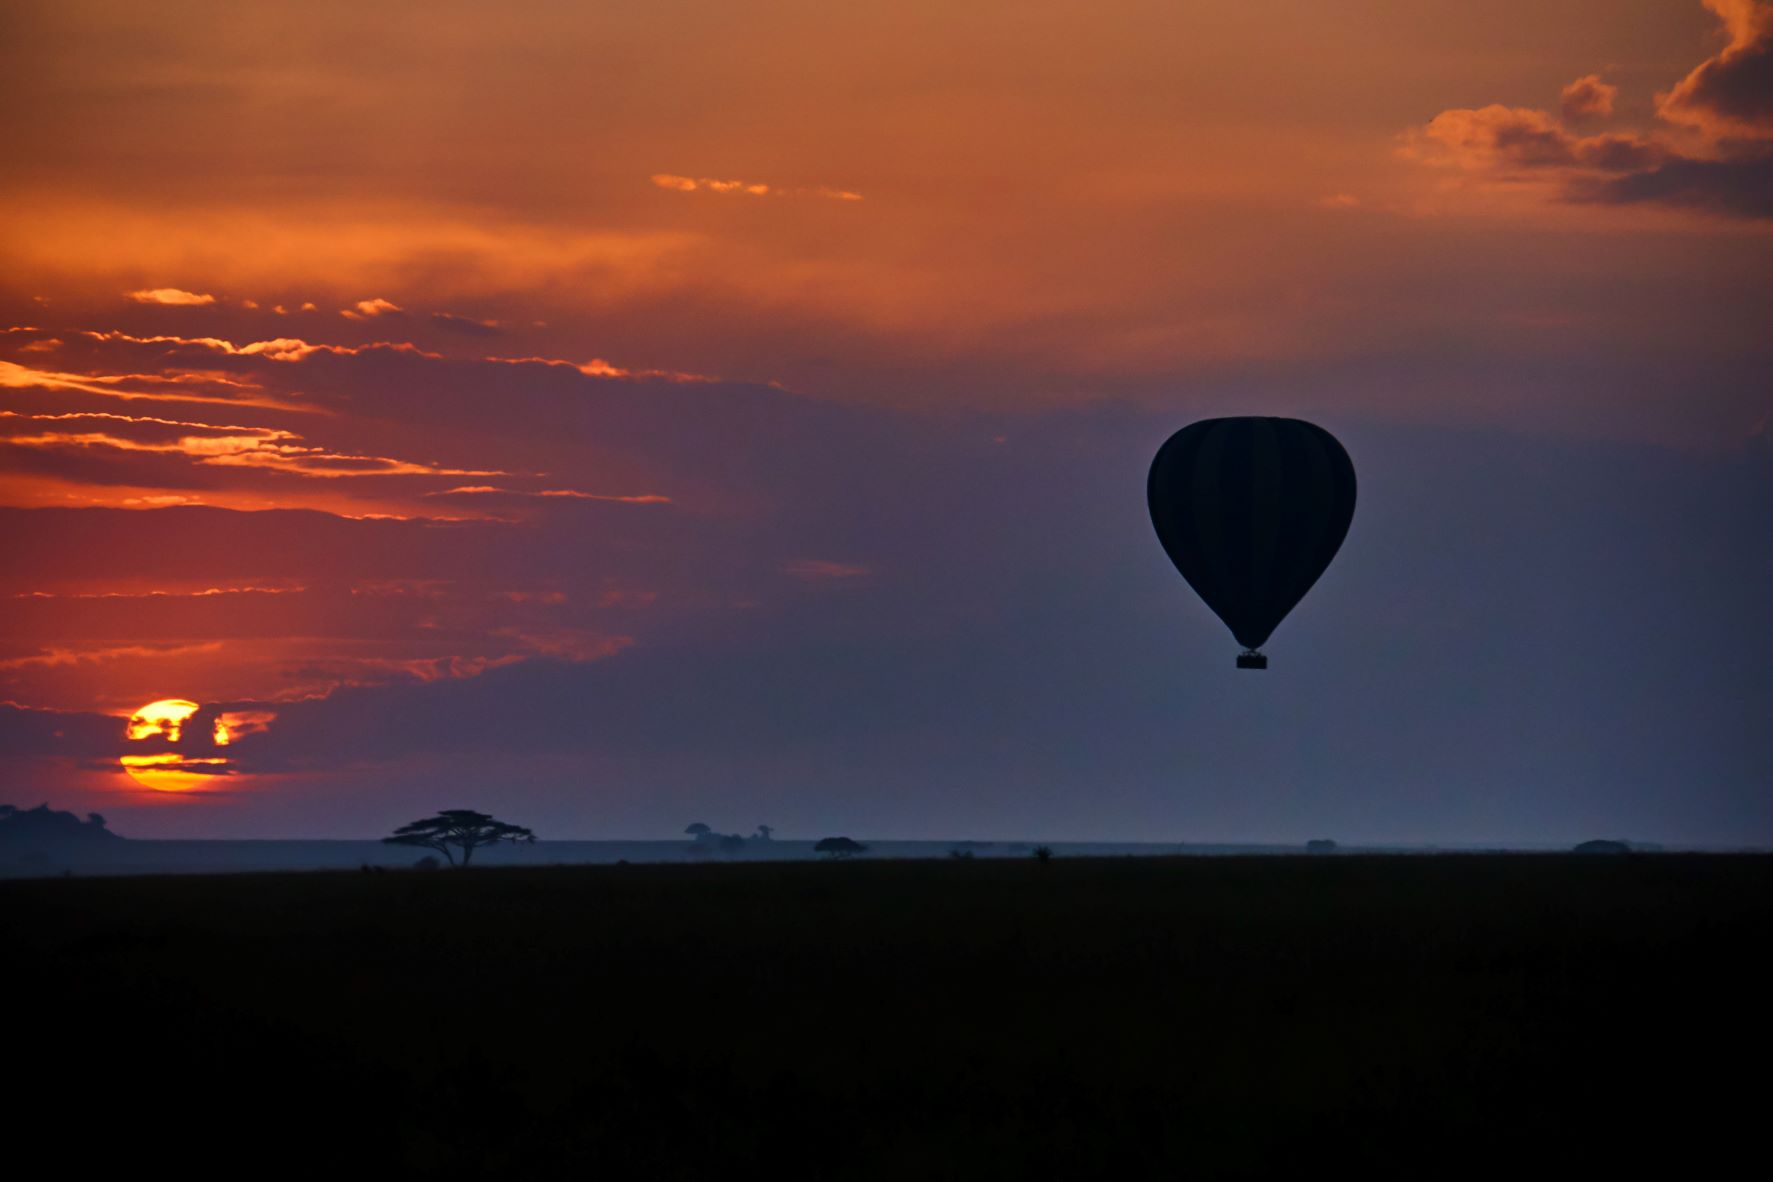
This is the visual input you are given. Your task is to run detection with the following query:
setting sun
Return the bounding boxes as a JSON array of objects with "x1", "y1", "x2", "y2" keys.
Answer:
[
  {"x1": 125, "y1": 698, "x2": 200, "y2": 741},
  {"x1": 121, "y1": 698, "x2": 230, "y2": 792}
]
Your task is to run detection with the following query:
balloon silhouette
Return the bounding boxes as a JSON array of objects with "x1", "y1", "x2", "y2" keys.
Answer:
[{"x1": 1147, "y1": 417, "x2": 1356, "y2": 669}]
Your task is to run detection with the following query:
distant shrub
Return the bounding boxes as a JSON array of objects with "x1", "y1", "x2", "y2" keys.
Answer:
[
  {"x1": 949, "y1": 848, "x2": 975, "y2": 860},
  {"x1": 1033, "y1": 846, "x2": 1053, "y2": 863},
  {"x1": 815, "y1": 836, "x2": 867, "y2": 858},
  {"x1": 413, "y1": 856, "x2": 441, "y2": 871},
  {"x1": 1573, "y1": 839, "x2": 1631, "y2": 855},
  {"x1": 719, "y1": 834, "x2": 747, "y2": 853},
  {"x1": 1306, "y1": 839, "x2": 1338, "y2": 855}
]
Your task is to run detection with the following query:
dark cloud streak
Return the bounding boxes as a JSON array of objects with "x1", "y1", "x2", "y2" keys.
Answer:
[{"x1": 1572, "y1": 150, "x2": 1773, "y2": 216}]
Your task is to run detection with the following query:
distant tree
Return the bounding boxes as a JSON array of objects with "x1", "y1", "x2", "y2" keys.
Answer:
[
  {"x1": 1033, "y1": 846, "x2": 1053, "y2": 863},
  {"x1": 413, "y1": 855, "x2": 441, "y2": 871},
  {"x1": 685, "y1": 822, "x2": 713, "y2": 840},
  {"x1": 754, "y1": 824, "x2": 774, "y2": 841},
  {"x1": 1305, "y1": 839, "x2": 1338, "y2": 855},
  {"x1": 382, "y1": 809, "x2": 535, "y2": 867},
  {"x1": 949, "y1": 848, "x2": 975, "y2": 860},
  {"x1": 718, "y1": 833, "x2": 747, "y2": 853},
  {"x1": 87, "y1": 813, "x2": 107, "y2": 830},
  {"x1": 814, "y1": 836, "x2": 867, "y2": 858},
  {"x1": 1573, "y1": 839, "x2": 1631, "y2": 855}
]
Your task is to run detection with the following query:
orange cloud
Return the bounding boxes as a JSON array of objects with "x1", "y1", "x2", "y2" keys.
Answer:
[
  {"x1": 3, "y1": 200, "x2": 698, "y2": 308},
  {"x1": 0, "y1": 556, "x2": 627, "y2": 709},
  {"x1": 1, "y1": 410, "x2": 499, "y2": 481},
  {"x1": 0, "y1": 470, "x2": 439, "y2": 516},
  {"x1": 1, "y1": 408, "x2": 280, "y2": 433},
  {"x1": 1407, "y1": 4, "x2": 1773, "y2": 219},
  {"x1": 194, "y1": 447, "x2": 502, "y2": 479},
  {"x1": 11, "y1": 586, "x2": 305, "y2": 599},
  {"x1": 0, "y1": 358, "x2": 310, "y2": 411},
  {"x1": 538, "y1": 489, "x2": 668, "y2": 502},
  {"x1": 1560, "y1": 74, "x2": 1618, "y2": 120},
  {"x1": 1659, "y1": 0, "x2": 1773, "y2": 137},
  {"x1": 485, "y1": 353, "x2": 722, "y2": 384},
  {"x1": 341, "y1": 297, "x2": 403, "y2": 320},
  {"x1": 81, "y1": 329, "x2": 439, "y2": 363},
  {"x1": 127, "y1": 288, "x2": 215, "y2": 306},
  {"x1": 651, "y1": 173, "x2": 862, "y2": 201},
  {"x1": 426, "y1": 485, "x2": 671, "y2": 504},
  {"x1": 0, "y1": 327, "x2": 745, "y2": 521},
  {"x1": 488, "y1": 629, "x2": 634, "y2": 663},
  {"x1": 7, "y1": 428, "x2": 294, "y2": 456},
  {"x1": 0, "y1": 641, "x2": 225, "y2": 671},
  {"x1": 213, "y1": 709, "x2": 277, "y2": 745},
  {"x1": 1408, "y1": 105, "x2": 1663, "y2": 172}
]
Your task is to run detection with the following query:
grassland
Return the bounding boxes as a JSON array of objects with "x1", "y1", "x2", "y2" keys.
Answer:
[{"x1": 9, "y1": 854, "x2": 1769, "y2": 1177}]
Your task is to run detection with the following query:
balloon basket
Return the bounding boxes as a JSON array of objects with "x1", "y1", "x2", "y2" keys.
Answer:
[{"x1": 1236, "y1": 651, "x2": 1267, "y2": 670}]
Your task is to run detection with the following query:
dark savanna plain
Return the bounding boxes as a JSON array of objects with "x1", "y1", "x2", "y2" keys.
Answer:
[
  {"x1": 9, "y1": 854, "x2": 1771, "y2": 1174},
  {"x1": 6, "y1": 0, "x2": 1773, "y2": 1174}
]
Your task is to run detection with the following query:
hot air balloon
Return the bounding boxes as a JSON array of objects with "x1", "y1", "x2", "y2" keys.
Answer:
[{"x1": 1147, "y1": 417, "x2": 1356, "y2": 669}]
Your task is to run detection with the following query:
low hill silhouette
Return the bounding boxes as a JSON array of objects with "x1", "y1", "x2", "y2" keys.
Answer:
[{"x1": 0, "y1": 803, "x2": 123, "y2": 854}]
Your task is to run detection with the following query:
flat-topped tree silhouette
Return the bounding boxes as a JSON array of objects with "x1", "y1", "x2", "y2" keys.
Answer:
[{"x1": 383, "y1": 809, "x2": 535, "y2": 867}]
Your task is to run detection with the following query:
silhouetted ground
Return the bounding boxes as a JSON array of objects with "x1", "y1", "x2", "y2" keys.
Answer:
[{"x1": 9, "y1": 855, "x2": 1769, "y2": 1177}]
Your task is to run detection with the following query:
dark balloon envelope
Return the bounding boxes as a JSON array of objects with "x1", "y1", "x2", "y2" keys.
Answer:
[{"x1": 1147, "y1": 417, "x2": 1356, "y2": 668}]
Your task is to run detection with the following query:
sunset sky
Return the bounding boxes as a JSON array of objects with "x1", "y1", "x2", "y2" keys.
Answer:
[{"x1": 3, "y1": 0, "x2": 1768, "y2": 842}]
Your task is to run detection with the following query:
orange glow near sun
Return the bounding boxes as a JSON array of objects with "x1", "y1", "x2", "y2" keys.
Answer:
[{"x1": 213, "y1": 710, "x2": 277, "y2": 746}]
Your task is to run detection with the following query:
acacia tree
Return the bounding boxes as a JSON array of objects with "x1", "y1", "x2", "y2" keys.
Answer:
[{"x1": 383, "y1": 809, "x2": 535, "y2": 867}]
